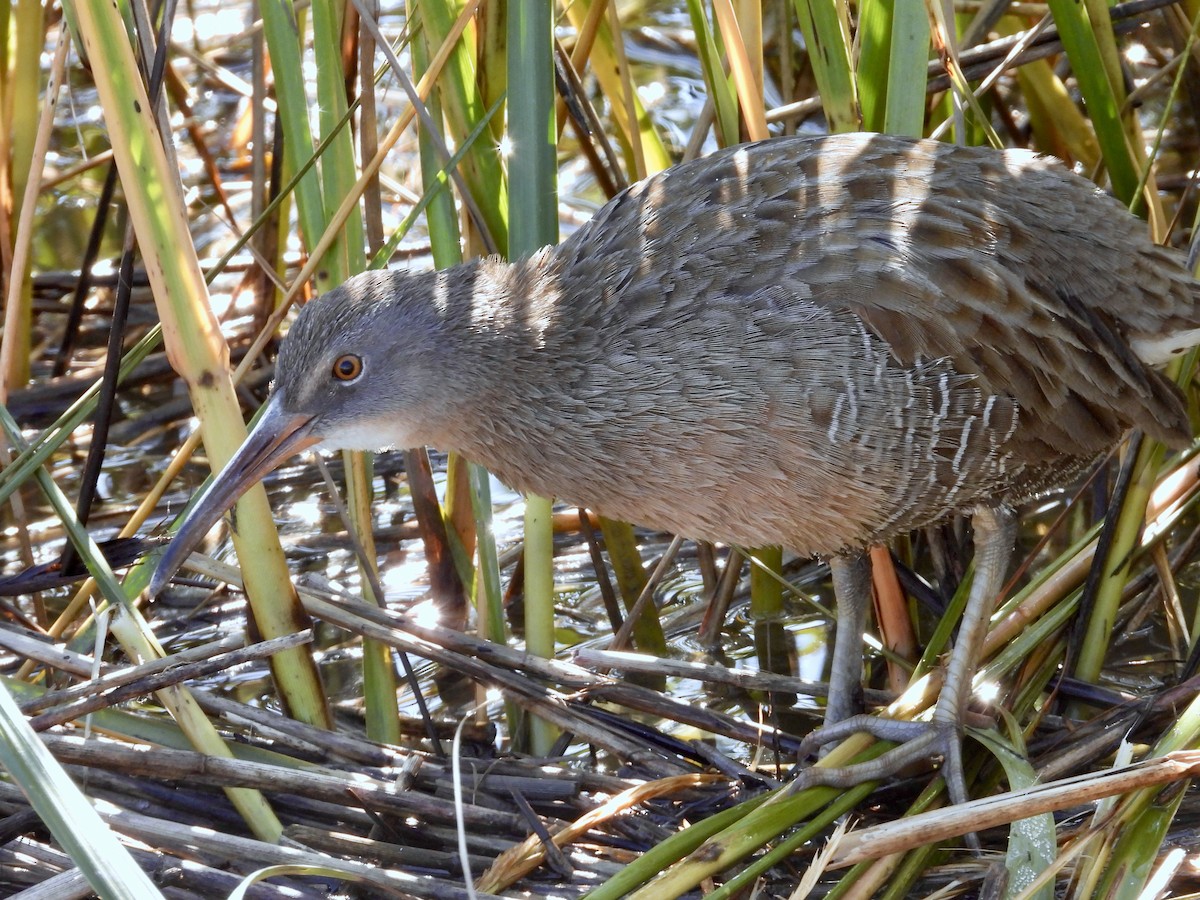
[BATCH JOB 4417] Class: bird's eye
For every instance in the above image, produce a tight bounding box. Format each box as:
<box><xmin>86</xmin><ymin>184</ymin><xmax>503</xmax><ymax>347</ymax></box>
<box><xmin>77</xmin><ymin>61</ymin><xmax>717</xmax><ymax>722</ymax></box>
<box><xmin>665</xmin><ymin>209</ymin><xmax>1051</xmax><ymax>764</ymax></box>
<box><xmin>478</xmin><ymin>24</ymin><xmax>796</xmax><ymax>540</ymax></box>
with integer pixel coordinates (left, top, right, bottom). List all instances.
<box><xmin>332</xmin><ymin>354</ymin><xmax>363</xmax><ymax>382</ymax></box>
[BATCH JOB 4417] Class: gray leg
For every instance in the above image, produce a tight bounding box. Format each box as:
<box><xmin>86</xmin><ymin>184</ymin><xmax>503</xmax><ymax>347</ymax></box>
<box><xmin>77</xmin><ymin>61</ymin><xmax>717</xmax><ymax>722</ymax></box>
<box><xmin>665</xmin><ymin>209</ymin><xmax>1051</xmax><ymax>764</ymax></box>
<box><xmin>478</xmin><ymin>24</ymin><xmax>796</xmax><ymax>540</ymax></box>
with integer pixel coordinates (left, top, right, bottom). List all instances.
<box><xmin>826</xmin><ymin>553</ymin><xmax>872</xmax><ymax>726</ymax></box>
<box><xmin>799</xmin><ymin>507</ymin><xmax>1016</xmax><ymax>812</ymax></box>
<box><xmin>932</xmin><ymin>505</ymin><xmax>1015</xmax><ymax>802</ymax></box>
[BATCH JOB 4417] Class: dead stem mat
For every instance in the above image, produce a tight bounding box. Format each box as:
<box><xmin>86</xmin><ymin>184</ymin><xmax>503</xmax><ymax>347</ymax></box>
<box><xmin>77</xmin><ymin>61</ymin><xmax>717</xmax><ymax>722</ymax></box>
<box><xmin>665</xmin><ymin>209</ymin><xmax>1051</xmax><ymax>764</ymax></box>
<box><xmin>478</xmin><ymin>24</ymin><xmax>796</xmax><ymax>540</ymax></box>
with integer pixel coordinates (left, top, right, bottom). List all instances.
<box><xmin>5</xmin><ymin>287</ymin><xmax>1200</xmax><ymax>897</ymax></box>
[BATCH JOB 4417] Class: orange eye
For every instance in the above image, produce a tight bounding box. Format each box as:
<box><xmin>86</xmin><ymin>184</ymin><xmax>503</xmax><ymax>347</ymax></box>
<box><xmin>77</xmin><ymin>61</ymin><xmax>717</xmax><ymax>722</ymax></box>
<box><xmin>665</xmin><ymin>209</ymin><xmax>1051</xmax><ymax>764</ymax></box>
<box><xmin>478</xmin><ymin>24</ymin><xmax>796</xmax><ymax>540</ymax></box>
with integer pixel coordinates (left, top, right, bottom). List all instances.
<box><xmin>332</xmin><ymin>354</ymin><xmax>363</xmax><ymax>382</ymax></box>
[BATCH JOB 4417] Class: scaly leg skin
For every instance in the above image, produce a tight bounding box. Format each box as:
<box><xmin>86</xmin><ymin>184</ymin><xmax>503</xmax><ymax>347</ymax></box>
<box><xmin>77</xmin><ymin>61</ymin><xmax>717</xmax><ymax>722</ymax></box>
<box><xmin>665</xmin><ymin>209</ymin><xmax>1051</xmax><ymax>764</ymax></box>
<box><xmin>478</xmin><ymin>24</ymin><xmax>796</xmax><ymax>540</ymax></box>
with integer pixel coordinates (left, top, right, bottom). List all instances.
<box><xmin>824</xmin><ymin>553</ymin><xmax>872</xmax><ymax>727</ymax></box>
<box><xmin>799</xmin><ymin>506</ymin><xmax>1016</xmax><ymax>814</ymax></box>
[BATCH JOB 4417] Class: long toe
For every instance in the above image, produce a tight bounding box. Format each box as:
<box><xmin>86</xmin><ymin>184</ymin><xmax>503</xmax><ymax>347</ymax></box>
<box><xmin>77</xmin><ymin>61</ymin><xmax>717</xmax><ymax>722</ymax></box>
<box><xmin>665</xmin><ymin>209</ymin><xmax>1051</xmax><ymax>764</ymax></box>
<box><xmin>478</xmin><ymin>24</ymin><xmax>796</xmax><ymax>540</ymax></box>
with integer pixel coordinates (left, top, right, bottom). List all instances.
<box><xmin>794</xmin><ymin>715</ymin><xmax>982</xmax><ymax>849</ymax></box>
<box><xmin>798</xmin><ymin>716</ymin><xmax>963</xmax><ymax>791</ymax></box>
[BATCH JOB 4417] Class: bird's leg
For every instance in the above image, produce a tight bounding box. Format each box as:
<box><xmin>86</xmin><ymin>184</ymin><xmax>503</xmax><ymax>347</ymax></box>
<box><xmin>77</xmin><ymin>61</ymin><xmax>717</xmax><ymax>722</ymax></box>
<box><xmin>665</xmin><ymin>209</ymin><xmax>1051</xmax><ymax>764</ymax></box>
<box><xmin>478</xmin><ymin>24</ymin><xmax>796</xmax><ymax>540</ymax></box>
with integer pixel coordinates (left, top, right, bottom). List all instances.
<box><xmin>798</xmin><ymin>506</ymin><xmax>1016</xmax><ymax>809</ymax></box>
<box><xmin>825</xmin><ymin>553</ymin><xmax>872</xmax><ymax>726</ymax></box>
<box><xmin>930</xmin><ymin>505</ymin><xmax>1015</xmax><ymax>799</ymax></box>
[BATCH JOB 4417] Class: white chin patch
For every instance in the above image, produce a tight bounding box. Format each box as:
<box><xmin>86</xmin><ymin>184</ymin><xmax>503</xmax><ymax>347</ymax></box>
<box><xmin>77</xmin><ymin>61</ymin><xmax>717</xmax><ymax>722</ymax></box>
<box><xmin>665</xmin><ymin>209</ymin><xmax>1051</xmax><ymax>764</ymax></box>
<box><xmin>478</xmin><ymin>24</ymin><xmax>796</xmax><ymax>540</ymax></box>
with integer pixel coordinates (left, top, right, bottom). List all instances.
<box><xmin>317</xmin><ymin>418</ymin><xmax>410</xmax><ymax>453</ymax></box>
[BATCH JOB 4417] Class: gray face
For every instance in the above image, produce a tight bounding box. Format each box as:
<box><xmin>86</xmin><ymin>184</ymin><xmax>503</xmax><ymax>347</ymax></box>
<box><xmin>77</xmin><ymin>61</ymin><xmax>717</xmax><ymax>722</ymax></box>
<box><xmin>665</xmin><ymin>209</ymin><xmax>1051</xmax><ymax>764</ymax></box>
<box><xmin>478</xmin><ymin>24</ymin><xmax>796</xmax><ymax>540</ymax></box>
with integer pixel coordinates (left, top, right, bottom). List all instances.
<box><xmin>273</xmin><ymin>269</ymin><xmax>451</xmax><ymax>452</ymax></box>
<box><xmin>145</xmin><ymin>269</ymin><xmax>456</xmax><ymax>597</ymax></box>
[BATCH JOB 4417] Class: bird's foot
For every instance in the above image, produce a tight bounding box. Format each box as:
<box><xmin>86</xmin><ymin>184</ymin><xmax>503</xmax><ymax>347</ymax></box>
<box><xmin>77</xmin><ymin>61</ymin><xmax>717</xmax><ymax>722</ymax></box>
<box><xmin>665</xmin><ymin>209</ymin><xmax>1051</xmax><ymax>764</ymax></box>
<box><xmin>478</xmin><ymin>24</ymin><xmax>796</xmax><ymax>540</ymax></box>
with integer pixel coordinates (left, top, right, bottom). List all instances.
<box><xmin>796</xmin><ymin>713</ymin><xmax>981</xmax><ymax>849</ymax></box>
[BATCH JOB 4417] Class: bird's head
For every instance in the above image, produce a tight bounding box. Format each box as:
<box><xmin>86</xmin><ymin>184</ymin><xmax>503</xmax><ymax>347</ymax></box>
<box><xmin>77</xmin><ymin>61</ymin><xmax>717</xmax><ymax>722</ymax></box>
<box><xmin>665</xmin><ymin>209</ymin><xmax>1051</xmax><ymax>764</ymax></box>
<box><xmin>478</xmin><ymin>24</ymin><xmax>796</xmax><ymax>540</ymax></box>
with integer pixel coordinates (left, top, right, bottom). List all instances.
<box><xmin>272</xmin><ymin>268</ymin><xmax>458</xmax><ymax>452</ymax></box>
<box><xmin>147</xmin><ymin>268</ymin><xmax>456</xmax><ymax>597</ymax></box>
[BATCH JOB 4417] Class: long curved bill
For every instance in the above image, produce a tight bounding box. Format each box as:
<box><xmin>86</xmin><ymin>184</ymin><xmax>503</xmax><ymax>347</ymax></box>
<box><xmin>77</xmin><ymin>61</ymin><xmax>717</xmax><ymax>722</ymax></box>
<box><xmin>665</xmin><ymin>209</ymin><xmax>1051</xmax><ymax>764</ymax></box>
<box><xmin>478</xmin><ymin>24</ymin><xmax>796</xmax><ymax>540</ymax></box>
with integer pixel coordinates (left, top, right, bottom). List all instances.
<box><xmin>147</xmin><ymin>394</ymin><xmax>320</xmax><ymax>598</ymax></box>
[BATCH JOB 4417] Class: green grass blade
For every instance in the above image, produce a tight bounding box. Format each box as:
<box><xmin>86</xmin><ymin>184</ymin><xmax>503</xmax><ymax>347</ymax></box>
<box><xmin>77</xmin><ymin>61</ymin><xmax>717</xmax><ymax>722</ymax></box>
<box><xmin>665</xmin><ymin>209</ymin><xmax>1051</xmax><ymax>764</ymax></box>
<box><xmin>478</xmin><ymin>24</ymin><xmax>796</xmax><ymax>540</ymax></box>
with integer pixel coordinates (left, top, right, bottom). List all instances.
<box><xmin>1044</xmin><ymin>0</ymin><xmax>1140</xmax><ymax>202</ymax></box>
<box><xmin>0</xmin><ymin>681</ymin><xmax>164</xmax><ymax>899</ymax></box>
<box><xmin>792</xmin><ymin>0</ymin><xmax>859</xmax><ymax>132</ymax></box>
<box><xmin>507</xmin><ymin>0</ymin><xmax>558</xmax><ymax>756</ymax></box>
